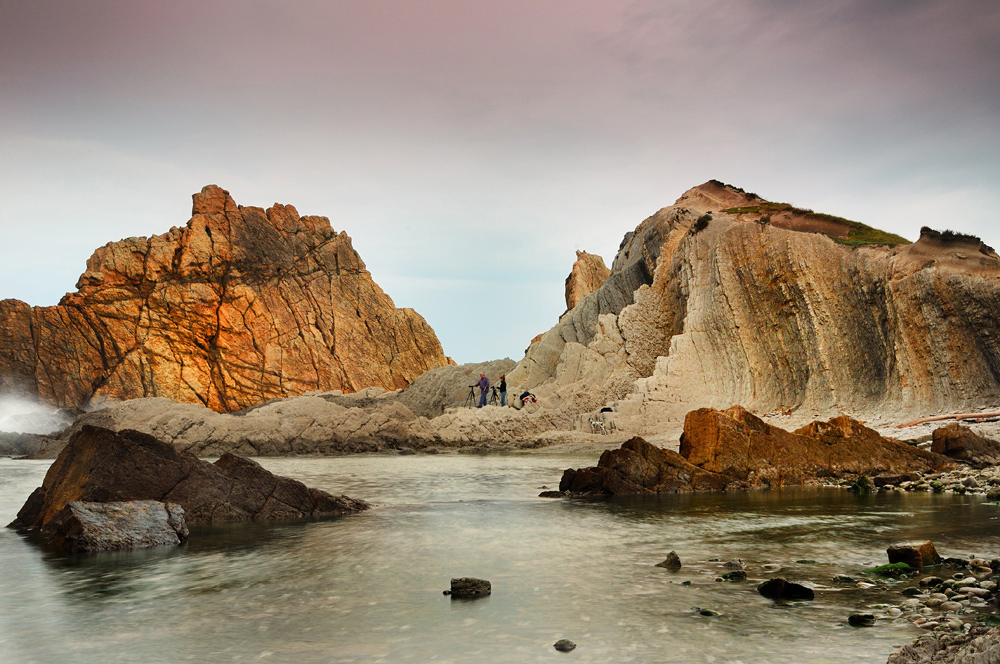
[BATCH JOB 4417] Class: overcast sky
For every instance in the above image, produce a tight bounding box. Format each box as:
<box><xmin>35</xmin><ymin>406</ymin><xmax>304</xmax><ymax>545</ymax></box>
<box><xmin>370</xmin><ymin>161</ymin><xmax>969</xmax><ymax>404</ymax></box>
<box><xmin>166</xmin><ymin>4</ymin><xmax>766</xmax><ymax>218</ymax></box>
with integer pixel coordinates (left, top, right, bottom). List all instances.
<box><xmin>1</xmin><ymin>0</ymin><xmax>997</xmax><ymax>364</ymax></box>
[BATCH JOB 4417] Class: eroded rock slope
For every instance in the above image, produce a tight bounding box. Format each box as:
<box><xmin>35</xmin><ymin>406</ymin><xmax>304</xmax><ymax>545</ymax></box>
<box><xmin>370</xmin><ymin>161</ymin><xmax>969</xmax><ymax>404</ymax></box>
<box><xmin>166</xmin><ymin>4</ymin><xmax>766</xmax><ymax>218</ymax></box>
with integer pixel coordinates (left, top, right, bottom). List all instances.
<box><xmin>509</xmin><ymin>181</ymin><xmax>1000</xmax><ymax>432</ymax></box>
<box><xmin>0</xmin><ymin>186</ymin><xmax>450</xmax><ymax>411</ymax></box>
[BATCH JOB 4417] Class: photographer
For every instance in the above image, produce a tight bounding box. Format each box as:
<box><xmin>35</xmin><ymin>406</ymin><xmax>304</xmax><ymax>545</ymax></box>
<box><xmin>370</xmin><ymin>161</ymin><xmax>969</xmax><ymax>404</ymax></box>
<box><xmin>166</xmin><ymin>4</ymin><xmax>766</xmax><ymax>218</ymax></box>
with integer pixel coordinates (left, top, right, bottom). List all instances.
<box><xmin>475</xmin><ymin>372</ymin><xmax>489</xmax><ymax>408</ymax></box>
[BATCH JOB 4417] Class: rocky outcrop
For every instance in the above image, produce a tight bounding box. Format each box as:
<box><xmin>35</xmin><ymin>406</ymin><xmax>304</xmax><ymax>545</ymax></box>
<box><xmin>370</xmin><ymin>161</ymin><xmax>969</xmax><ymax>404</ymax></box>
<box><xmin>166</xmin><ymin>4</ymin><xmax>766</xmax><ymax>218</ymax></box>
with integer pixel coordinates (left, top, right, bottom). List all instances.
<box><xmin>932</xmin><ymin>423</ymin><xmax>1000</xmax><ymax>467</ymax></box>
<box><xmin>0</xmin><ymin>432</ymin><xmax>50</xmax><ymax>457</ymax></box>
<box><xmin>886</xmin><ymin>541</ymin><xmax>942</xmax><ymax>570</ymax></box>
<box><xmin>8</xmin><ymin>425</ymin><xmax>369</xmax><ymax>532</ymax></box>
<box><xmin>564</xmin><ymin>250</ymin><xmax>610</xmax><ymax>312</ymax></box>
<box><xmin>508</xmin><ymin>182</ymin><xmax>1000</xmax><ymax>436</ymax></box>
<box><xmin>558</xmin><ymin>436</ymin><xmax>732</xmax><ymax>495</ymax></box>
<box><xmin>680</xmin><ymin>406</ymin><xmax>952</xmax><ymax>484</ymax></box>
<box><xmin>44</xmin><ymin>500</ymin><xmax>189</xmax><ymax>552</ymax></box>
<box><xmin>0</xmin><ymin>185</ymin><xmax>449</xmax><ymax>412</ymax></box>
<box><xmin>556</xmin><ymin>407</ymin><xmax>954</xmax><ymax>495</ymax></box>
<box><xmin>887</xmin><ymin>626</ymin><xmax>1000</xmax><ymax>664</ymax></box>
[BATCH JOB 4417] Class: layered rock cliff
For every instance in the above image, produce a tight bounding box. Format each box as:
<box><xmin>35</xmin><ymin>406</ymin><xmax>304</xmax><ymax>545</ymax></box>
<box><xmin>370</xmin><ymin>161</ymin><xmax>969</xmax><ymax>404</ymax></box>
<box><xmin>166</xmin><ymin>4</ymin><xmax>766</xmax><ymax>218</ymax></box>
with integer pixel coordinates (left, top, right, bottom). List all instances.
<box><xmin>0</xmin><ymin>185</ymin><xmax>450</xmax><ymax>411</ymax></box>
<box><xmin>509</xmin><ymin>181</ymin><xmax>1000</xmax><ymax>431</ymax></box>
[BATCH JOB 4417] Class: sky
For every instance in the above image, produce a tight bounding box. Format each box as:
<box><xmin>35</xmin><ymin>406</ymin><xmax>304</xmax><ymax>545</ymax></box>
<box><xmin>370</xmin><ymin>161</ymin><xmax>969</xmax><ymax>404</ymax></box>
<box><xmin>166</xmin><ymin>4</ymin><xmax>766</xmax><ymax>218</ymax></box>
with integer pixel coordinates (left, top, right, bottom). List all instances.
<box><xmin>1</xmin><ymin>0</ymin><xmax>998</xmax><ymax>364</ymax></box>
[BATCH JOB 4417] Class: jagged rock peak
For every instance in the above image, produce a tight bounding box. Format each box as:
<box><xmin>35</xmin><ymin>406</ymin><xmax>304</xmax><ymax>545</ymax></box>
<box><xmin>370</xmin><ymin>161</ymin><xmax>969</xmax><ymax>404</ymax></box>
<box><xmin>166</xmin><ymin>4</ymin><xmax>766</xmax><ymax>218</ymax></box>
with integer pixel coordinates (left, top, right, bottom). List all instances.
<box><xmin>0</xmin><ymin>185</ymin><xmax>451</xmax><ymax>412</ymax></box>
<box><xmin>564</xmin><ymin>250</ymin><xmax>610</xmax><ymax>312</ymax></box>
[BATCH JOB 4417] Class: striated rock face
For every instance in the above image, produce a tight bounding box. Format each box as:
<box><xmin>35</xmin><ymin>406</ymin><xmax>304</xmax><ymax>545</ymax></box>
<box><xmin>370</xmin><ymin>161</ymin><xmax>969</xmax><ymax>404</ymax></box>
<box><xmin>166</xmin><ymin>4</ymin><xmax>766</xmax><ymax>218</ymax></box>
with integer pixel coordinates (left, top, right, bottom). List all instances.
<box><xmin>0</xmin><ymin>185</ymin><xmax>449</xmax><ymax>412</ymax></box>
<box><xmin>8</xmin><ymin>424</ymin><xmax>369</xmax><ymax>531</ymax></box>
<box><xmin>680</xmin><ymin>406</ymin><xmax>951</xmax><ymax>483</ymax></box>
<box><xmin>887</xmin><ymin>626</ymin><xmax>1000</xmax><ymax>664</ymax></box>
<box><xmin>508</xmin><ymin>181</ymin><xmax>1000</xmax><ymax>432</ymax></box>
<box><xmin>564</xmin><ymin>250</ymin><xmax>610</xmax><ymax>312</ymax></box>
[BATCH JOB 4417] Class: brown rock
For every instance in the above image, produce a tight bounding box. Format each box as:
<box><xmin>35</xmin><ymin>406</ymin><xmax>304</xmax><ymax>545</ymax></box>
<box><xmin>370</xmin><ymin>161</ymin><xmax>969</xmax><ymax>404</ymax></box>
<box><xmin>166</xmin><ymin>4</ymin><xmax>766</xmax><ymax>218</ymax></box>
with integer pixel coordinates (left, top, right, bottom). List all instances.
<box><xmin>565</xmin><ymin>250</ymin><xmax>611</xmax><ymax>311</ymax></box>
<box><xmin>873</xmin><ymin>473</ymin><xmax>920</xmax><ymax>487</ymax></box>
<box><xmin>679</xmin><ymin>406</ymin><xmax>952</xmax><ymax>485</ymax></box>
<box><xmin>0</xmin><ymin>185</ymin><xmax>449</xmax><ymax>412</ymax></box>
<box><xmin>8</xmin><ymin>424</ymin><xmax>368</xmax><ymax>532</ymax></box>
<box><xmin>887</xmin><ymin>541</ymin><xmax>942</xmax><ymax>570</ymax></box>
<box><xmin>558</xmin><ymin>436</ymin><xmax>734</xmax><ymax>495</ymax></box>
<box><xmin>932</xmin><ymin>423</ymin><xmax>1000</xmax><ymax>467</ymax></box>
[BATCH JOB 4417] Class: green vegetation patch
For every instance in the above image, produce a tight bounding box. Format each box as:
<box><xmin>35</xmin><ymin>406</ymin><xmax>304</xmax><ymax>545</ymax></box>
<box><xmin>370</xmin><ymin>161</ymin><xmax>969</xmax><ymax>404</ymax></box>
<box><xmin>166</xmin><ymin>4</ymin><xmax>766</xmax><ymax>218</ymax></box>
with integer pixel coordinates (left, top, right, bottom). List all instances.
<box><xmin>721</xmin><ymin>201</ymin><xmax>911</xmax><ymax>247</ymax></box>
<box><xmin>863</xmin><ymin>562</ymin><xmax>914</xmax><ymax>578</ymax></box>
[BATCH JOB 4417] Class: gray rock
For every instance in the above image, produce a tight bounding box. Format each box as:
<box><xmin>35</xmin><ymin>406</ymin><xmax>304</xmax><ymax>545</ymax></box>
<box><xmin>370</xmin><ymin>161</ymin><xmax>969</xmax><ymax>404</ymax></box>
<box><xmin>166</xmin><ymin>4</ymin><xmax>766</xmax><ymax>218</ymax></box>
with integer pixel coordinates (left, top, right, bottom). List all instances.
<box><xmin>553</xmin><ymin>639</ymin><xmax>576</xmax><ymax>652</ymax></box>
<box><xmin>43</xmin><ymin>500</ymin><xmax>188</xmax><ymax>552</ymax></box>
<box><xmin>450</xmin><ymin>577</ymin><xmax>491</xmax><ymax>599</ymax></box>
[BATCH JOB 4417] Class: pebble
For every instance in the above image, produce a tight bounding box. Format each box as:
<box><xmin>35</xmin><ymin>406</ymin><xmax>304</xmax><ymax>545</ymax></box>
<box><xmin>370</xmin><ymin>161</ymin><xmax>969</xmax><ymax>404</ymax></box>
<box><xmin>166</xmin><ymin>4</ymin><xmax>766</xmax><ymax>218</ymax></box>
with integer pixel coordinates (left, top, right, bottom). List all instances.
<box><xmin>553</xmin><ymin>640</ymin><xmax>576</xmax><ymax>652</ymax></box>
<box><xmin>940</xmin><ymin>601</ymin><xmax>964</xmax><ymax>612</ymax></box>
<box><xmin>886</xmin><ymin>607</ymin><xmax>903</xmax><ymax>617</ymax></box>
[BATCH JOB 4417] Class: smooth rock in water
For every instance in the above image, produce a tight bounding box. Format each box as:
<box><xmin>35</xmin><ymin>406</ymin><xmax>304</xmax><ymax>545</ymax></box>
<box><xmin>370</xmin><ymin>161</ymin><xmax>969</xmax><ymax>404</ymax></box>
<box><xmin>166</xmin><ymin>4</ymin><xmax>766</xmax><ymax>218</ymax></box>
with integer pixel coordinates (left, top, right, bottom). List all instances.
<box><xmin>450</xmin><ymin>577</ymin><xmax>491</xmax><ymax>599</ymax></box>
<box><xmin>864</xmin><ymin>563</ymin><xmax>914</xmax><ymax>579</ymax></box>
<box><xmin>44</xmin><ymin>500</ymin><xmax>188</xmax><ymax>552</ymax></box>
<box><xmin>723</xmin><ymin>559</ymin><xmax>746</xmax><ymax>570</ymax></box>
<box><xmin>887</xmin><ymin>541</ymin><xmax>942</xmax><ymax>570</ymax></box>
<box><xmin>901</xmin><ymin>587</ymin><xmax>923</xmax><ymax>597</ymax></box>
<box><xmin>721</xmin><ymin>570</ymin><xmax>747</xmax><ymax>582</ymax></box>
<box><xmin>832</xmin><ymin>575</ymin><xmax>856</xmax><ymax>584</ymax></box>
<box><xmin>757</xmin><ymin>578</ymin><xmax>815</xmax><ymax>601</ymax></box>
<box><xmin>920</xmin><ymin>576</ymin><xmax>943</xmax><ymax>587</ymax></box>
<box><xmin>656</xmin><ymin>551</ymin><xmax>682</xmax><ymax>571</ymax></box>
<box><xmin>848</xmin><ymin>613</ymin><xmax>877</xmax><ymax>627</ymax></box>
<box><xmin>939</xmin><ymin>601</ymin><xmax>964</xmax><ymax>612</ymax></box>
<box><xmin>553</xmin><ymin>639</ymin><xmax>576</xmax><ymax>652</ymax></box>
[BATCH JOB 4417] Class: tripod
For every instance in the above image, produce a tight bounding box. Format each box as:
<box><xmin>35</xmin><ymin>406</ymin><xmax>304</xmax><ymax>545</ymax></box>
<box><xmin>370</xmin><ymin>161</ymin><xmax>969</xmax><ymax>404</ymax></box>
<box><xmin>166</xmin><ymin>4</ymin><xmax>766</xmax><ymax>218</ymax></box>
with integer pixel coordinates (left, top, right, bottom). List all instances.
<box><xmin>489</xmin><ymin>386</ymin><xmax>500</xmax><ymax>406</ymax></box>
<box><xmin>464</xmin><ymin>385</ymin><xmax>478</xmax><ymax>408</ymax></box>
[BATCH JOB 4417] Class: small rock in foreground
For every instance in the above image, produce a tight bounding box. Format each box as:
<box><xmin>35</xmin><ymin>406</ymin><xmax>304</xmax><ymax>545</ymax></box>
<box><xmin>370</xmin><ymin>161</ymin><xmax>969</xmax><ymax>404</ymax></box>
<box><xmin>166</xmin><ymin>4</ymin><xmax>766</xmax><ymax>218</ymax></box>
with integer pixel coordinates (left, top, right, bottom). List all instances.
<box><xmin>848</xmin><ymin>613</ymin><xmax>876</xmax><ymax>627</ymax></box>
<box><xmin>449</xmin><ymin>577</ymin><xmax>491</xmax><ymax>599</ymax></box>
<box><xmin>553</xmin><ymin>639</ymin><xmax>576</xmax><ymax>652</ymax></box>
<box><xmin>656</xmin><ymin>551</ymin><xmax>682</xmax><ymax>571</ymax></box>
<box><xmin>757</xmin><ymin>578</ymin><xmax>815</xmax><ymax>601</ymax></box>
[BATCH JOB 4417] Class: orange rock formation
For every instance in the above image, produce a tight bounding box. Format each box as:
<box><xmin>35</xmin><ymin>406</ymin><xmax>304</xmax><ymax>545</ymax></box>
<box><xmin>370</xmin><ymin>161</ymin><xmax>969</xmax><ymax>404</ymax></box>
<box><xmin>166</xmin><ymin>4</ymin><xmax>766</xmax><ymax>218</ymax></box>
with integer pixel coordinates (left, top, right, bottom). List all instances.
<box><xmin>0</xmin><ymin>186</ymin><xmax>450</xmax><ymax>411</ymax></box>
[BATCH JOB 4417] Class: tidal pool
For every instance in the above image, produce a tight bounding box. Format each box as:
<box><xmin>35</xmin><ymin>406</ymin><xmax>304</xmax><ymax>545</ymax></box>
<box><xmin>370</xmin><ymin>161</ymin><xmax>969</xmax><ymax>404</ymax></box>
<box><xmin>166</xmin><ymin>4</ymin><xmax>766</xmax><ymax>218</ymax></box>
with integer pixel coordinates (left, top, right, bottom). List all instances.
<box><xmin>1</xmin><ymin>454</ymin><xmax>997</xmax><ymax>663</ymax></box>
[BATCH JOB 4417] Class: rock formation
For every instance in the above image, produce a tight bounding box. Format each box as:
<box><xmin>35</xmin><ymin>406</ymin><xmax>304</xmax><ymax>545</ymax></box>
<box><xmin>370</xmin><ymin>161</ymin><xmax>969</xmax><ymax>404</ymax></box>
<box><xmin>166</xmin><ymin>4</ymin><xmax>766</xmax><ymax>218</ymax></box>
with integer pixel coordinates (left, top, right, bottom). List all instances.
<box><xmin>564</xmin><ymin>250</ymin><xmax>610</xmax><ymax>312</ymax></box>
<box><xmin>508</xmin><ymin>181</ymin><xmax>1000</xmax><ymax>434</ymax></box>
<box><xmin>555</xmin><ymin>408</ymin><xmax>953</xmax><ymax>495</ymax></box>
<box><xmin>681</xmin><ymin>406</ymin><xmax>951</xmax><ymax>484</ymax></box>
<box><xmin>9</xmin><ymin>424</ymin><xmax>369</xmax><ymax>533</ymax></box>
<box><xmin>558</xmin><ymin>437</ymin><xmax>732</xmax><ymax>494</ymax></box>
<box><xmin>0</xmin><ymin>185</ymin><xmax>450</xmax><ymax>412</ymax></box>
<box><xmin>932</xmin><ymin>423</ymin><xmax>1000</xmax><ymax>467</ymax></box>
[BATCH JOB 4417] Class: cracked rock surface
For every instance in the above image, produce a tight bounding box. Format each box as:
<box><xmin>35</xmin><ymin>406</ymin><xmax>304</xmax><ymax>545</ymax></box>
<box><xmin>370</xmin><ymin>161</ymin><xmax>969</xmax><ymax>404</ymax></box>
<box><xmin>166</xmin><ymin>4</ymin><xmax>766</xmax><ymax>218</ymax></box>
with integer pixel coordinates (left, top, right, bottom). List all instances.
<box><xmin>0</xmin><ymin>185</ymin><xmax>450</xmax><ymax>412</ymax></box>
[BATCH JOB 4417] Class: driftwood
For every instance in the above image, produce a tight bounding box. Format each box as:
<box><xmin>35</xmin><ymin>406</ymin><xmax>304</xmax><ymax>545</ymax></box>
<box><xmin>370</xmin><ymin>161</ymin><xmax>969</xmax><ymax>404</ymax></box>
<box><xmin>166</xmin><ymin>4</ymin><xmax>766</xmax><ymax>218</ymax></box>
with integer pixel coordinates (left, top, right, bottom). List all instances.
<box><xmin>897</xmin><ymin>411</ymin><xmax>1000</xmax><ymax>428</ymax></box>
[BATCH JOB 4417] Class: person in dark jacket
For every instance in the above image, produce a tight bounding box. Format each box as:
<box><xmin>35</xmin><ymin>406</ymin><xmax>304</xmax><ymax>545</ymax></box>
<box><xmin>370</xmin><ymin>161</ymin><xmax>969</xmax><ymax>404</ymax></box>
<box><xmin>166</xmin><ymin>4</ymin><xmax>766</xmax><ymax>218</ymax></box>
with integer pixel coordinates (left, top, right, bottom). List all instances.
<box><xmin>498</xmin><ymin>374</ymin><xmax>507</xmax><ymax>407</ymax></box>
<box><xmin>476</xmin><ymin>373</ymin><xmax>490</xmax><ymax>408</ymax></box>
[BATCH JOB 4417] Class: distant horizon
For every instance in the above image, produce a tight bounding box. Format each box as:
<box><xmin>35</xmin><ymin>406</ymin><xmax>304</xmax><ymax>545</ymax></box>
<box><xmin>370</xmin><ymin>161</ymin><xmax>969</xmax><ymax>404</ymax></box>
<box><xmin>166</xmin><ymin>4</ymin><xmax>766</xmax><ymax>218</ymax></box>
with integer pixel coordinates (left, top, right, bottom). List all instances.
<box><xmin>3</xmin><ymin>0</ymin><xmax>997</xmax><ymax>364</ymax></box>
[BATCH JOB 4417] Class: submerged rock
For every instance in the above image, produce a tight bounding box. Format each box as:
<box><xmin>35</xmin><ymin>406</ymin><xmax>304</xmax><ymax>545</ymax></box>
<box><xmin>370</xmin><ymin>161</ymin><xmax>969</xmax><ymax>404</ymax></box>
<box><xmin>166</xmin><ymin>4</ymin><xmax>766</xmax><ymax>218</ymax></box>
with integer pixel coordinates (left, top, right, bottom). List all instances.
<box><xmin>655</xmin><ymin>551</ymin><xmax>682</xmax><ymax>571</ymax></box>
<box><xmin>848</xmin><ymin>613</ymin><xmax>876</xmax><ymax>627</ymax></box>
<box><xmin>44</xmin><ymin>500</ymin><xmax>188</xmax><ymax>552</ymax></box>
<box><xmin>7</xmin><ymin>425</ymin><xmax>369</xmax><ymax>540</ymax></box>
<box><xmin>757</xmin><ymin>578</ymin><xmax>815</xmax><ymax>601</ymax></box>
<box><xmin>449</xmin><ymin>577</ymin><xmax>491</xmax><ymax>599</ymax></box>
<box><xmin>863</xmin><ymin>563</ymin><xmax>914</xmax><ymax>579</ymax></box>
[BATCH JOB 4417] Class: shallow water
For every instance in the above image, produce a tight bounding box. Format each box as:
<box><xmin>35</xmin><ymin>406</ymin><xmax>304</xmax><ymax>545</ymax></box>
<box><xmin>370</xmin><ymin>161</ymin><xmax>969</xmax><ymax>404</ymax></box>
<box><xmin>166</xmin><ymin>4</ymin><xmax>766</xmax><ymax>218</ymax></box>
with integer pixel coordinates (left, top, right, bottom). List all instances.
<box><xmin>2</xmin><ymin>454</ymin><xmax>999</xmax><ymax>663</ymax></box>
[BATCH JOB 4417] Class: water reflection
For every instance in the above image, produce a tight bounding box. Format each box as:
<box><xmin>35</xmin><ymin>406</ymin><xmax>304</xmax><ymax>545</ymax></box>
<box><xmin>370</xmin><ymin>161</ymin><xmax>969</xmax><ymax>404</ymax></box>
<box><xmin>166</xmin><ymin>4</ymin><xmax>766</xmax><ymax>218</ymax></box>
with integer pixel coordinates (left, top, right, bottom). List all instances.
<box><xmin>1</xmin><ymin>455</ymin><xmax>999</xmax><ymax>663</ymax></box>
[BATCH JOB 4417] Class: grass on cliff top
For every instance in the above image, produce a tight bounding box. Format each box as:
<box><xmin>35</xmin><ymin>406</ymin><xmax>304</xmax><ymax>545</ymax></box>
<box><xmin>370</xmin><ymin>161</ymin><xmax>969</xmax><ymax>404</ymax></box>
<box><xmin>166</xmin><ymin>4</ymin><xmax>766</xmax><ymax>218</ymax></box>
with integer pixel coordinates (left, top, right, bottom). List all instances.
<box><xmin>721</xmin><ymin>203</ymin><xmax>911</xmax><ymax>247</ymax></box>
